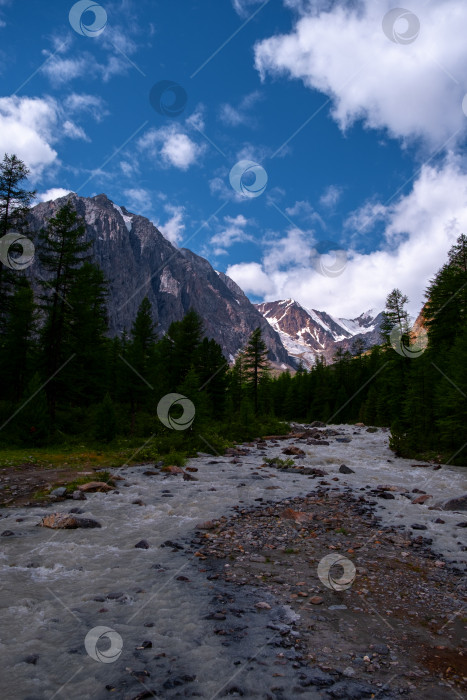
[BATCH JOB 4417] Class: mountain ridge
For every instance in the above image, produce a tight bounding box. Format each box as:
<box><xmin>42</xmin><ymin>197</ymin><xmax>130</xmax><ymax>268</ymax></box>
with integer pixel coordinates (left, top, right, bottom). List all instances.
<box><xmin>28</xmin><ymin>193</ymin><xmax>292</xmax><ymax>368</ymax></box>
<box><xmin>255</xmin><ymin>299</ymin><xmax>384</xmax><ymax>367</ymax></box>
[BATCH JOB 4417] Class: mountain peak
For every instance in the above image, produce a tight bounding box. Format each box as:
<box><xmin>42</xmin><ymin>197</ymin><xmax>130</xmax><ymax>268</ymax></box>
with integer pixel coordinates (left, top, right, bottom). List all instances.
<box><xmin>255</xmin><ymin>299</ymin><xmax>383</xmax><ymax>368</ymax></box>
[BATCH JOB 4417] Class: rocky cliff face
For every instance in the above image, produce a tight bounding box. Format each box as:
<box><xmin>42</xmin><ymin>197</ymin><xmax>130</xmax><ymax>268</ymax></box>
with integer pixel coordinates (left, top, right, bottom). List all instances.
<box><xmin>28</xmin><ymin>193</ymin><xmax>291</xmax><ymax>365</ymax></box>
<box><xmin>255</xmin><ymin>299</ymin><xmax>383</xmax><ymax>367</ymax></box>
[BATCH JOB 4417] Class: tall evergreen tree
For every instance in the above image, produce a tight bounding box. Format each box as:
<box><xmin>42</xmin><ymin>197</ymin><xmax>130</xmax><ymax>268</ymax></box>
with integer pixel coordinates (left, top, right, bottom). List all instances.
<box><xmin>38</xmin><ymin>202</ymin><xmax>92</xmax><ymax>420</ymax></box>
<box><xmin>0</xmin><ymin>154</ymin><xmax>36</xmax><ymax>332</ymax></box>
<box><xmin>242</xmin><ymin>327</ymin><xmax>270</xmax><ymax>414</ymax></box>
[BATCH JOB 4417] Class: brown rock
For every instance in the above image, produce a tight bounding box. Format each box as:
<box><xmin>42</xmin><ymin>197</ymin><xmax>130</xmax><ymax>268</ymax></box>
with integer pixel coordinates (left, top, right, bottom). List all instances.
<box><xmin>38</xmin><ymin>513</ymin><xmax>101</xmax><ymax>529</ymax></box>
<box><xmin>310</xmin><ymin>596</ymin><xmax>324</xmax><ymax>605</ymax></box>
<box><xmin>281</xmin><ymin>508</ymin><xmax>314</xmax><ymax>524</ymax></box>
<box><xmin>77</xmin><ymin>481</ymin><xmax>113</xmax><ymax>493</ymax></box>
<box><xmin>161</xmin><ymin>465</ymin><xmax>184</xmax><ymax>474</ymax></box>
<box><xmin>412</xmin><ymin>494</ymin><xmax>432</xmax><ymax>504</ymax></box>
<box><xmin>282</xmin><ymin>446</ymin><xmax>305</xmax><ymax>456</ymax></box>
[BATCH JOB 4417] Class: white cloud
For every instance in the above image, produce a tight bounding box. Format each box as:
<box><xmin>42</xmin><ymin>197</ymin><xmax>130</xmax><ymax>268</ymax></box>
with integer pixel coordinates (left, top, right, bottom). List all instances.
<box><xmin>210</xmin><ymin>214</ymin><xmax>255</xmax><ymax>255</ymax></box>
<box><xmin>0</xmin><ymin>97</ymin><xmax>59</xmax><ymax>179</ymax></box>
<box><xmin>64</xmin><ymin>93</ymin><xmax>108</xmax><ymax>122</ymax></box>
<box><xmin>36</xmin><ymin>188</ymin><xmax>73</xmax><ymax>203</ymax></box>
<box><xmin>158</xmin><ymin>204</ymin><xmax>186</xmax><ymax>246</ymax></box>
<box><xmin>62</xmin><ymin>119</ymin><xmax>89</xmax><ymax>141</ymax></box>
<box><xmin>225</xmin><ymin>261</ymin><xmax>274</xmax><ymax>296</ymax></box>
<box><xmin>123</xmin><ymin>188</ymin><xmax>152</xmax><ymax>213</ymax></box>
<box><xmin>219</xmin><ymin>91</ymin><xmax>262</xmax><ymax>127</ymax></box>
<box><xmin>226</xmin><ymin>159</ymin><xmax>467</xmax><ymax>318</ymax></box>
<box><xmin>320</xmin><ymin>184</ymin><xmax>343</xmax><ymax>210</ymax></box>
<box><xmin>285</xmin><ymin>199</ymin><xmax>324</xmax><ymax>226</ymax></box>
<box><xmin>255</xmin><ymin>0</ymin><xmax>467</xmax><ymax>147</ymax></box>
<box><xmin>232</xmin><ymin>0</ymin><xmax>267</xmax><ymax>17</ymax></box>
<box><xmin>138</xmin><ymin>126</ymin><xmax>204</xmax><ymax>170</ymax></box>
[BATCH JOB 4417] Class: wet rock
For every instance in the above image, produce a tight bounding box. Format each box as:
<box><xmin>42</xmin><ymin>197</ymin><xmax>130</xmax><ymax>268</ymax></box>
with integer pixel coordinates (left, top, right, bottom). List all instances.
<box><xmin>182</xmin><ymin>471</ymin><xmax>198</xmax><ymax>481</ymax></box>
<box><xmin>161</xmin><ymin>465</ymin><xmax>184</xmax><ymax>474</ymax></box>
<box><xmin>411</xmin><ymin>523</ymin><xmax>427</xmax><ymax>530</ymax></box>
<box><xmin>255</xmin><ymin>601</ymin><xmax>271</xmax><ymax>610</ymax></box>
<box><xmin>143</xmin><ymin>470</ymin><xmax>158</xmax><ymax>476</ymax></box>
<box><xmin>310</xmin><ymin>421</ymin><xmax>326</xmax><ymax>428</ymax></box>
<box><xmin>300</xmin><ymin>668</ymin><xmax>334</xmax><ymax>687</ymax></box>
<box><xmin>69</xmin><ymin>507</ymin><xmax>84</xmax><ymax>514</ymax></box>
<box><xmin>132</xmin><ymin>499</ymin><xmax>145</xmax><ymax>506</ymax></box>
<box><xmin>135</xmin><ymin>539</ymin><xmax>150</xmax><ymax>549</ymax></box>
<box><xmin>412</xmin><ymin>494</ymin><xmax>432</xmax><ymax>504</ymax></box>
<box><xmin>282</xmin><ymin>446</ymin><xmax>305</xmax><ymax>456</ymax></box>
<box><xmin>77</xmin><ymin>481</ymin><xmax>113</xmax><ymax>493</ymax></box>
<box><xmin>50</xmin><ymin>487</ymin><xmax>67</xmax><ymax>497</ymax></box>
<box><xmin>339</xmin><ymin>465</ymin><xmax>355</xmax><ymax>474</ymax></box>
<box><xmin>456</xmin><ymin>521</ymin><xmax>467</xmax><ymax>527</ymax></box>
<box><xmin>38</xmin><ymin>513</ymin><xmax>101</xmax><ymax>529</ymax></box>
<box><xmin>24</xmin><ymin>654</ymin><xmax>39</xmax><ymax>665</ymax></box>
<box><xmin>434</xmin><ymin>518</ymin><xmax>445</xmax><ymax>524</ymax></box>
<box><xmin>1</xmin><ymin>530</ymin><xmax>14</xmax><ymax>536</ymax></box>
<box><xmin>335</xmin><ymin>437</ymin><xmax>352</xmax><ymax>443</ymax></box>
<box><xmin>72</xmin><ymin>490</ymin><xmax>86</xmax><ymax>500</ymax></box>
<box><xmin>366</xmin><ymin>427</ymin><xmax>378</xmax><ymax>433</ymax></box>
<box><xmin>186</xmin><ymin>467</ymin><xmax>198</xmax><ymax>472</ymax></box>
<box><xmin>310</xmin><ymin>596</ymin><xmax>324</xmax><ymax>605</ymax></box>
<box><xmin>136</xmin><ymin>640</ymin><xmax>153</xmax><ymax>649</ymax></box>
<box><xmin>441</xmin><ymin>494</ymin><xmax>467</xmax><ymax>511</ymax></box>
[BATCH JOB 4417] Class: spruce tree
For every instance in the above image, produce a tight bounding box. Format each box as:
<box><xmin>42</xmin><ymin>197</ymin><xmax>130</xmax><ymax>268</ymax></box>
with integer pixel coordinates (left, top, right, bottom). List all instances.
<box><xmin>0</xmin><ymin>154</ymin><xmax>36</xmax><ymax>332</ymax></box>
<box><xmin>242</xmin><ymin>327</ymin><xmax>269</xmax><ymax>414</ymax></box>
<box><xmin>38</xmin><ymin>202</ymin><xmax>92</xmax><ymax>420</ymax></box>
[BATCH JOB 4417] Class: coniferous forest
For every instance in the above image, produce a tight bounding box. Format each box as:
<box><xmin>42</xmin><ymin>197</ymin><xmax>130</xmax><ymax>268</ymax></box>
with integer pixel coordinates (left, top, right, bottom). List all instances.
<box><xmin>0</xmin><ymin>153</ymin><xmax>466</xmax><ymax>466</ymax></box>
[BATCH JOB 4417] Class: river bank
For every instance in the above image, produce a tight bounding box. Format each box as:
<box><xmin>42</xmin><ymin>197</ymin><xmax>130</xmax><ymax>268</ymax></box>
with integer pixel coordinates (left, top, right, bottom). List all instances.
<box><xmin>0</xmin><ymin>423</ymin><xmax>465</xmax><ymax>699</ymax></box>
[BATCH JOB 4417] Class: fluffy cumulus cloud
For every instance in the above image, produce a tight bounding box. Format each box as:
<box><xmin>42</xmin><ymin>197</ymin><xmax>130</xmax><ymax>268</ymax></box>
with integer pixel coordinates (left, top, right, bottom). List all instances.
<box><xmin>227</xmin><ymin>159</ymin><xmax>467</xmax><ymax>318</ymax></box>
<box><xmin>0</xmin><ymin>97</ymin><xmax>59</xmax><ymax>179</ymax></box>
<box><xmin>138</xmin><ymin>126</ymin><xmax>204</xmax><ymax>171</ymax></box>
<box><xmin>0</xmin><ymin>94</ymin><xmax>105</xmax><ymax>180</ymax></box>
<box><xmin>36</xmin><ymin>188</ymin><xmax>73</xmax><ymax>202</ymax></box>
<box><xmin>255</xmin><ymin>0</ymin><xmax>467</xmax><ymax>147</ymax></box>
<box><xmin>209</xmin><ymin>214</ymin><xmax>255</xmax><ymax>256</ymax></box>
<box><xmin>157</xmin><ymin>204</ymin><xmax>186</xmax><ymax>246</ymax></box>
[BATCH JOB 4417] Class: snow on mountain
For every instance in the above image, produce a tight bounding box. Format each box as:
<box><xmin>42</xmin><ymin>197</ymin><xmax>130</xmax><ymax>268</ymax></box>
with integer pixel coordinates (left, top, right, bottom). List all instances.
<box><xmin>255</xmin><ymin>300</ymin><xmax>384</xmax><ymax>368</ymax></box>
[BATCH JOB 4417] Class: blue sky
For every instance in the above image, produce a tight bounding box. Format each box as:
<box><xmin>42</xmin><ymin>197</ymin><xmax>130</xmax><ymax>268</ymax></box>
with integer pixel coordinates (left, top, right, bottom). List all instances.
<box><xmin>2</xmin><ymin>0</ymin><xmax>467</xmax><ymax>318</ymax></box>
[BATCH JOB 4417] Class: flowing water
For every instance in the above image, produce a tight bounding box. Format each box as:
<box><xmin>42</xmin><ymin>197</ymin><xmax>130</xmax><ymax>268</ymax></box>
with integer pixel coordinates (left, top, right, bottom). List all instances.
<box><xmin>0</xmin><ymin>424</ymin><xmax>465</xmax><ymax>699</ymax></box>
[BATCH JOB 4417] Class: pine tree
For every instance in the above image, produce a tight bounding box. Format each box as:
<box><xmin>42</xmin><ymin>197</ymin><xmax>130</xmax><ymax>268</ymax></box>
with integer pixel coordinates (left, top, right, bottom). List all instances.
<box><xmin>63</xmin><ymin>262</ymin><xmax>109</xmax><ymax>406</ymax></box>
<box><xmin>0</xmin><ymin>278</ymin><xmax>37</xmax><ymax>402</ymax></box>
<box><xmin>242</xmin><ymin>327</ymin><xmax>269</xmax><ymax>414</ymax></box>
<box><xmin>381</xmin><ymin>288</ymin><xmax>410</xmax><ymax>346</ymax></box>
<box><xmin>38</xmin><ymin>202</ymin><xmax>92</xmax><ymax>420</ymax></box>
<box><xmin>0</xmin><ymin>154</ymin><xmax>36</xmax><ymax>332</ymax></box>
<box><xmin>94</xmin><ymin>393</ymin><xmax>117</xmax><ymax>443</ymax></box>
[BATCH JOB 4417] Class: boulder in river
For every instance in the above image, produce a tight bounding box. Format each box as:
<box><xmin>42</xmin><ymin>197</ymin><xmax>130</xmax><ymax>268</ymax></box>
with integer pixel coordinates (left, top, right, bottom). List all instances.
<box><xmin>38</xmin><ymin>513</ymin><xmax>101</xmax><ymax>529</ymax></box>
<box><xmin>77</xmin><ymin>481</ymin><xmax>113</xmax><ymax>493</ymax></box>
<box><xmin>440</xmin><ymin>494</ymin><xmax>467</xmax><ymax>511</ymax></box>
<box><xmin>339</xmin><ymin>464</ymin><xmax>355</xmax><ymax>474</ymax></box>
<box><xmin>282</xmin><ymin>446</ymin><xmax>305</xmax><ymax>456</ymax></box>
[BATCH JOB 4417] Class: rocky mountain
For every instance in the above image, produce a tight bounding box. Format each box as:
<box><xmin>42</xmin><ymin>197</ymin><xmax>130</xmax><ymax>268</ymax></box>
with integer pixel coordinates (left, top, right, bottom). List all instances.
<box><xmin>255</xmin><ymin>299</ymin><xmax>384</xmax><ymax>367</ymax></box>
<box><xmin>28</xmin><ymin>193</ymin><xmax>291</xmax><ymax>367</ymax></box>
